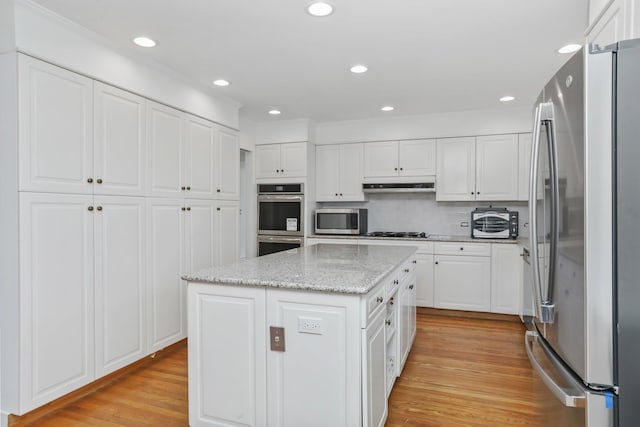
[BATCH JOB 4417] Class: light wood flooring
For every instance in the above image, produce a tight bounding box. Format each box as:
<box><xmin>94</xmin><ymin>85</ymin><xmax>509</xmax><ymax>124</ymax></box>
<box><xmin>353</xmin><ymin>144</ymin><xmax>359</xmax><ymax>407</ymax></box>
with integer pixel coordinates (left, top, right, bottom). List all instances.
<box><xmin>13</xmin><ymin>310</ymin><xmax>543</xmax><ymax>426</ymax></box>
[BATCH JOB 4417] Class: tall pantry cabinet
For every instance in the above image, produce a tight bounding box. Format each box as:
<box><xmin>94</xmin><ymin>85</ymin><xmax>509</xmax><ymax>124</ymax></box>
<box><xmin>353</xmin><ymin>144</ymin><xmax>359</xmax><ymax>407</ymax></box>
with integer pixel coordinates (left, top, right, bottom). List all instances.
<box><xmin>2</xmin><ymin>54</ymin><xmax>240</xmax><ymax>415</ymax></box>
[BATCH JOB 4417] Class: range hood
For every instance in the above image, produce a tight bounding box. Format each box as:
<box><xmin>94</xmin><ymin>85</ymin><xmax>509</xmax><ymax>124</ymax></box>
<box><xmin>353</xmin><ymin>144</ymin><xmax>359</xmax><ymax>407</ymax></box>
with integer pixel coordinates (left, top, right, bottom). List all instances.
<box><xmin>363</xmin><ymin>182</ymin><xmax>435</xmax><ymax>193</ymax></box>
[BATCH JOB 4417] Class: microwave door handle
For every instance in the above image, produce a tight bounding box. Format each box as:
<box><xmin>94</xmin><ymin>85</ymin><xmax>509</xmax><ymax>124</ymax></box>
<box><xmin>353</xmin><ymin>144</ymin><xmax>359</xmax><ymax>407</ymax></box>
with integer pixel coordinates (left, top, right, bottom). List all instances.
<box><xmin>529</xmin><ymin>103</ymin><xmax>545</xmax><ymax>322</ymax></box>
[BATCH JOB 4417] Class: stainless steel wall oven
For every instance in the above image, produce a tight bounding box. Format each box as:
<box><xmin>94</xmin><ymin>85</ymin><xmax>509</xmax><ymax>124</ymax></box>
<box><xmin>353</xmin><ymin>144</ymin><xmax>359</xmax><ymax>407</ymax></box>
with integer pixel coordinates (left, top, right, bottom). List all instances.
<box><xmin>257</xmin><ymin>184</ymin><xmax>304</xmax><ymax>256</ymax></box>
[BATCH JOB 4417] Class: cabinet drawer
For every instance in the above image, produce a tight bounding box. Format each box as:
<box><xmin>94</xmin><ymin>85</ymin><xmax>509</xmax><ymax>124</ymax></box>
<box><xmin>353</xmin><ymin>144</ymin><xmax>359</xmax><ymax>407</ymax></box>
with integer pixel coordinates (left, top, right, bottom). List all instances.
<box><xmin>434</xmin><ymin>242</ymin><xmax>491</xmax><ymax>256</ymax></box>
<box><xmin>363</xmin><ymin>282</ymin><xmax>386</xmax><ymax>327</ymax></box>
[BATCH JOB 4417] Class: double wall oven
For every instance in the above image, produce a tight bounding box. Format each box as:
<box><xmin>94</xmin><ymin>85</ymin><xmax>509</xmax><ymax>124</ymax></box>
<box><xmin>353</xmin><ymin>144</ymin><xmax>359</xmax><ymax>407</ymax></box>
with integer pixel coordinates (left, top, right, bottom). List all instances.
<box><xmin>257</xmin><ymin>184</ymin><xmax>304</xmax><ymax>256</ymax></box>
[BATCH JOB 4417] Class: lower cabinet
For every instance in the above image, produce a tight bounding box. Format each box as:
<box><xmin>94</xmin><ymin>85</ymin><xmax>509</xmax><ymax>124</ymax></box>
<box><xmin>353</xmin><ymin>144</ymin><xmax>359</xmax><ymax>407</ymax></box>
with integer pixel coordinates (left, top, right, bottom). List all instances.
<box><xmin>414</xmin><ymin>252</ymin><xmax>434</xmax><ymax>307</ymax></box>
<box><xmin>187</xmin><ymin>258</ymin><xmax>416</xmax><ymax>427</ymax></box>
<box><xmin>490</xmin><ymin>244</ymin><xmax>521</xmax><ymax>314</ymax></box>
<box><xmin>434</xmin><ymin>255</ymin><xmax>491</xmax><ymax>311</ymax></box>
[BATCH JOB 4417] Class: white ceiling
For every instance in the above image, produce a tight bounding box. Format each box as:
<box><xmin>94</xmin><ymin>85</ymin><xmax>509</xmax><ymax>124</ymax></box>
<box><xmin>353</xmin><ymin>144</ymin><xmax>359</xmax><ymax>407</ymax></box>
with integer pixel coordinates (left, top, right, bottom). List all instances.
<box><xmin>31</xmin><ymin>0</ymin><xmax>587</xmax><ymax>123</ymax></box>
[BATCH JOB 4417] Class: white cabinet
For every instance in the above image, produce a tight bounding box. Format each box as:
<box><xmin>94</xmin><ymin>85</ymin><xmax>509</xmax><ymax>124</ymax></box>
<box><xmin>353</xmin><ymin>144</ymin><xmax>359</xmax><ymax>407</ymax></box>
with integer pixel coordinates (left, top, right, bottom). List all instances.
<box><xmin>490</xmin><ymin>244</ymin><xmax>521</xmax><ymax>314</ymax></box>
<box><xmin>255</xmin><ymin>142</ymin><xmax>307</xmax><ymax>179</ymax></box>
<box><xmin>18</xmin><ymin>55</ymin><xmax>94</xmax><ymax>194</ymax></box>
<box><xmin>187</xmin><ymin>283</ymin><xmax>267</xmax><ymax>427</ymax></box>
<box><xmin>94</xmin><ymin>83</ymin><xmax>146</xmax><ymax>196</ymax></box>
<box><xmin>437</xmin><ymin>135</ymin><xmax>520</xmax><ymax>201</ymax></box>
<box><xmin>475</xmin><ymin>134</ymin><xmax>519</xmax><ymax>201</ymax></box>
<box><xmin>185</xmin><ymin>199</ymin><xmax>216</xmax><ymax>276</ymax></box>
<box><xmin>148</xmin><ymin>102</ymin><xmax>184</xmax><ymax>198</ymax></box>
<box><xmin>398</xmin><ymin>271</ymin><xmax>416</xmax><ymax>373</ymax></box>
<box><xmin>436</xmin><ymin>137</ymin><xmax>476</xmax><ymax>201</ymax></box>
<box><xmin>184</xmin><ymin>115</ymin><xmax>216</xmax><ymax>199</ymax></box>
<box><xmin>316</xmin><ymin>144</ymin><xmax>365</xmax><ymax>202</ymax></box>
<box><xmin>18</xmin><ymin>193</ymin><xmax>95</xmax><ymax>411</ymax></box>
<box><xmin>415</xmin><ymin>252</ymin><xmax>435</xmax><ymax>308</ymax></box>
<box><xmin>434</xmin><ymin>243</ymin><xmax>491</xmax><ymax>312</ymax></box>
<box><xmin>362</xmin><ymin>309</ymin><xmax>388</xmax><ymax>427</ymax></box>
<box><xmin>216</xmin><ymin>128</ymin><xmax>240</xmax><ymax>200</ymax></box>
<box><xmin>216</xmin><ymin>201</ymin><xmax>240</xmax><ymax>265</ymax></box>
<box><xmin>518</xmin><ymin>134</ymin><xmax>532</xmax><ymax>201</ymax></box>
<box><xmin>94</xmin><ymin>196</ymin><xmax>146</xmax><ymax>377</ymax></box>
<box><xmin>147</xmin><ymin>198</ymin><xmax>186</xmax><ymax>352</ymax></box>
<box><xmin>364</xmin><ymin>139</ymin><xmax>435</xmax><ymax>179</ymax></box>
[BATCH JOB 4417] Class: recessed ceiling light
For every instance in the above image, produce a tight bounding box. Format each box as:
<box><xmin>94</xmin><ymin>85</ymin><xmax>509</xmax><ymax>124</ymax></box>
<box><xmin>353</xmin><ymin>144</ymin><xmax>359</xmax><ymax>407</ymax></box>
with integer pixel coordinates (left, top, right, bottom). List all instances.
<box><xmin>133</xmin><ymin>37</ymin><xmax>156</xmax><ymax>48</ymax></box>
<box><xmin>350</xmin><ymin>65</ymin><xmax>368</xmax><ymax>74</ymax></box>
<box><xmin>499</xmin><ymin>96</ymin><xmax>515</xmax><ymax>102</ymax></box>
<box><xmin>557</xmin><ymin>44</ymin><xmax>581</xmax><ymax>54</ymax></box>
<box><xmin>213</xmin><ymin>79</ymin><xmax>230</xmax><ymax>87</ymax></box>
<box><xmin>381</xmin><ymin>106</ymin><xmax>394</xmax><ymax>112</ymax></box>
<box><xmin>268</xmin><ymin>110</ymin><xmax>281</xmax><ymax>115</ymax></box>
<box><xmin>307</xmin><ymin>2</ymin><xmax>334</xmax><ymax>17</ymax></box>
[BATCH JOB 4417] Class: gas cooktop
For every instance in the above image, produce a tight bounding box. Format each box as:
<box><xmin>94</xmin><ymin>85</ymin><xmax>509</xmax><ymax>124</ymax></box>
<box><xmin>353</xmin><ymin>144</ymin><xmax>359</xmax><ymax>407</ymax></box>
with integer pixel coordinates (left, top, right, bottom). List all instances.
<box><xmin>365</xmin><ymin>231</ymin><xmax>430</xmax><ymax>238</ymax></box>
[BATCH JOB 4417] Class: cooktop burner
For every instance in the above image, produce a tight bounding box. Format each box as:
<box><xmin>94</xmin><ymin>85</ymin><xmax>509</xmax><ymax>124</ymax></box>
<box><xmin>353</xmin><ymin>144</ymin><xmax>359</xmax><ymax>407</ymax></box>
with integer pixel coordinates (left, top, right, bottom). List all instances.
<box><xmin>365</xmin><ymin>231</ymin><xmax>430</xmax><ymax>238</ymax></box>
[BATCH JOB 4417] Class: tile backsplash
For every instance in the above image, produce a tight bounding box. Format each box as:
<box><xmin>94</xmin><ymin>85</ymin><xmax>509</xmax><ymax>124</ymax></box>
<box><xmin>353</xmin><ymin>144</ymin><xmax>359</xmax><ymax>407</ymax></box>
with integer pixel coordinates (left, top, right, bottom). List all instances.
<box><xmin>317</xmin><ymin>193</ymin><xmax>529</xmax><ymax>237</ymax></box>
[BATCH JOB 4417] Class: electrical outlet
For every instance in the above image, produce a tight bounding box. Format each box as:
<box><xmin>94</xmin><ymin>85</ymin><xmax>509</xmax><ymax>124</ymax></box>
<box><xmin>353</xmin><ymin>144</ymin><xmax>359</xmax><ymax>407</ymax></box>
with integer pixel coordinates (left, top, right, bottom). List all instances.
<box><xmin>298</xmin><ymin>317</ymin><xmax>323</xmax><ymax>334</ymax></box>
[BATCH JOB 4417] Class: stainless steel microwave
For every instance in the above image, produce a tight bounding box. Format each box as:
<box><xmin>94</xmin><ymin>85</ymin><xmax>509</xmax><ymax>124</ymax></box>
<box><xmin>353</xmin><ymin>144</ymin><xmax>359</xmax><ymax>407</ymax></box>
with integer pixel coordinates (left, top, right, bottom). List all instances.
<box><xmin>315</xmin><ymin>209</ymin><xmax>368</xmax><ymax>235</ymax></box>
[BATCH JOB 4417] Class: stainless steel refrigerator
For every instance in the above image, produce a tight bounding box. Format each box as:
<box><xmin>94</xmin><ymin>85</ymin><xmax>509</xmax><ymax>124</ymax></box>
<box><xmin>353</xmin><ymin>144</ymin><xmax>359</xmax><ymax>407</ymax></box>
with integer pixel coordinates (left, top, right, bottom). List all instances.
<box><xmin>526</xmin><ymin>40</ymin><xmax>640</xmax><ymax>426</ymax></box>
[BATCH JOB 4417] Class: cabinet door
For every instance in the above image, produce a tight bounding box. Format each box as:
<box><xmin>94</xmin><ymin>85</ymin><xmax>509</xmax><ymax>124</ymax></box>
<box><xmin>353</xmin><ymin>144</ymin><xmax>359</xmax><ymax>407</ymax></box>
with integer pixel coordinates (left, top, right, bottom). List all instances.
<box><xmin>187</xmin><ymin>284</ymin><xmax>267</xmax><ymax>427</ymax></box>
<box><xmin>216</xmin><ymin>128</ymin><xmax>240</xmax><ymax>200</ymax></box>
<box><xmin>255</xmin><ymin>145</ymin><xmax>281</xmax><ymax>179</ymax></box>
<box><xmin>362</xmin><ymin>309</ymin><xmax>388</xmax><ymax>427</ymax></box>
<box><xmin>518</xmin><ymin>134</ymin><xmax>533</xmax><ymax>201</ymax></box>
<box><xmin>184</xmin><ymin>115</ymin><xmax>215</xmax><ymax>199</ymax></box>
<box><xmin>587</xmin><ymin>0</ymin><xmax>624</xmax><ymax>46</ymax></box>
<box><xmin>18</xmin><ymin>55</ymin><xmax>93</xmax><ymax>194</ymax></box>
<box><xmin>266</xmin><ymin>290</ymin><xmax>361</xmax><ymax>427</ymax></box>
<box><xmin>398</xmin><ymin>139</ymin><xmax>436</xmax><ymax>177</ymax></box>
<box><xmin>94</xmin><ymin>82</ymin><xmax>146</xmax><ymax>196</ymax></box>
<box><xmin>280</xmin><ymin>142</ymin><xmax>307</xmax><ymax>178</ymax></box>
<box><xmin>476</xmin><ymin>134</ymin><xmax>519</xmax><ymax>201</ymax></box>
<box><xmin>148</xmin><ymin>102</ymin><xmax>184</xmax><ymax>197</ymax></box>
<box><xmin>216</xmin><ymin>201</ymin><xmax>240</xmax><ymax>266</ymax></box>
<box><xmin>490</xmin><ymin>244</ymin><xmax>521</xmax><ymax>314</ymax></box>
<box><xmin>94</xmin><ymin>196</ymin><xmax>146</xmax><ymax>378</ymax></box>
<box><xmin>147</xmin><ymin>198</ymin><xmax>186</xmax><ymax>352</ymax></box>
<box><xmin>434</xmin><ymin>255</ymin><xmax>491</xmax><ymax>312</ymax></box>
<box><xmin>415</xmin><ymin>253</ymin><xmax>435</xmax><ymax>307</ymax></box>
<box><xmin>19</xmin><ymin>193</ymin><xmax>95</xmax><ymax>412</ymax></box>
<box><xmin>315</xmin><ymin>145</ymin><xmax>340</xmax><ymax>201</ymax></box>
<box><xmin>398</xmin><ymin>279</ymin><xmax>412</xmax><ymax>372</ymax></box>
<box><xmin>364</xmin><ymin>141</ymin><xmax>398</xmax><ymax>177</ymax></box>
<box><xmin>436</xmin><ymin>137</ymin><xmax>476</xmax><ymax>201</ymax></box>
<box><xmin>185</xmin><ymin>199</ymin><xmax>216</xmax><ymax>274</ymax></box>
<box><xmin>339</xmin><ymin>144</ymin><xmax>366</xmax><ymax>201</ymax></box>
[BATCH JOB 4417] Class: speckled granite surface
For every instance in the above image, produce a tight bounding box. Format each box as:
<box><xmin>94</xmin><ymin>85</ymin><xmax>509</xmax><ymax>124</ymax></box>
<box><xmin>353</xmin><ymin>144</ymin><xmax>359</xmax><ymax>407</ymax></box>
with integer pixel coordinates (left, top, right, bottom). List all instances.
<box><xmin>183</xmin><ymin>244</ymin><xmax>417</xmax><ymax>294</ymax></box>
<box><xmin>308</xmin><ymin>234</ymin><xmax>520</xmax><ymax>244</ymax></box>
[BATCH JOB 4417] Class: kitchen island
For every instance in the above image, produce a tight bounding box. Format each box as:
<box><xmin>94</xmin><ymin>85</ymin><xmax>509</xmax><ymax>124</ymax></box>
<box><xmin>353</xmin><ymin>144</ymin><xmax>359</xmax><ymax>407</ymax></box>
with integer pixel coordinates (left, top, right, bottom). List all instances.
<box><xmin>183</xmin><ymin>244</ymin><xmax>418</xmax><ymax>427</ymax></box>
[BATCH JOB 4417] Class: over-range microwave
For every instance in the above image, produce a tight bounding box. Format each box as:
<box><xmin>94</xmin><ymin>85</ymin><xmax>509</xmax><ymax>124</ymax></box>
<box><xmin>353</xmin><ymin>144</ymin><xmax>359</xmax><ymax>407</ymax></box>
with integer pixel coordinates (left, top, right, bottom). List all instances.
<box><xmin>315</xmin><ymin>209</ymin><xmax>368</xmax><ymax>235</ymax></box>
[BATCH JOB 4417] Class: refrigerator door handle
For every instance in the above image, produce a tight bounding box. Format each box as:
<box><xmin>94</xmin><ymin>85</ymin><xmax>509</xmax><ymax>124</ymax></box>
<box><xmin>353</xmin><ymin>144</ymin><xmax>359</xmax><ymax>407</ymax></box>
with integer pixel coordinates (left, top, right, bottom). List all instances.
<box><xmin>529</xmin><ymin>103</ymin><xmax>545</xmax><ymax>321</ymax></box>
<box><xmin>542</xmin><ymin>103</ymin><xmax>559</xmax><ymax>322</ymax></box>
<box><xmin>525</xmin><ymin>331</ymin><xmax>586</xmax><ymax>408</ymax></box>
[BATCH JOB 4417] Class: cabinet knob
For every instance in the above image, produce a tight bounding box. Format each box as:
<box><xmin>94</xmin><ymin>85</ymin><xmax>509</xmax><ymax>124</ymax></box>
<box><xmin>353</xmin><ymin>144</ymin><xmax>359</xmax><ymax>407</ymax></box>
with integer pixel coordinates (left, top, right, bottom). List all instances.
<box><xmin>394</xmin><ymin>167</ymin><xmax>398</xmax><ymax>171</ymax></box>
<box><xmin>471</xmin><ymin>192</ymin><xmax>475</xmax><ymax>195</ymax></box>
<box><xmin>460</xmin><ymin>247</ymin><xmax>464</xmax><ymax>251</ymax></box>
<box><xmin>281</xmin><ymin>169</ymin><xmax>285</xmax><ymax>173</ymax></box>
<box><xmin>435</xmin><ymin>261</ymin><xmax>439</xmax><ymax>265</ymax></box>
<box><xmin>409</xmin><ymin>284</ymin><xmax>414</xmax><ymax>290</ymax></box>
<box><xmin>96</xmin><ymin>206</ymin><xmax>102</xmax><ymax>211</ymax></box>
<box><xmin>217</xmin><ymin>189</ymin><xmax>221</xmax><ymax>193</ymax></box>
<box><xmin>390</xmin><ymin>297</ymin><xmax>394</xmax><ymax>305</ymax></box>
<box><xmin>276</xmin><ymin>169</ymin><xmax>279</xmax><ymax>173</ymax></box>
<box><xmin>186</xmin><ymin>207</ymin><xmax>191</xmax><ymax>211</ymax></box>
<box><xmin>376</xmin><ymin>296</ymin><xmax>384</xmax><ymax>303</ymax></box>
<box><xmin>339</xmin><ymin>193</ymin><xmax>343</xmax><ymax>196</ymax></box>
<box><xmin>335</xmin><ymin>193</ymin><xmax>339</xmax><ymax>196</ymax></box>
<box><xmin>87</xmin><ymin>178</ymin><xmax>93</xmax><ymax>183</ymax></box>
<box><xmin>96</xmin><ymin>178</ymin><xmax>103</xmax><ymax>184</ymax></box>
<box><xmin>181</xmin><ymin>186</ymin><xmax>186</xmax><ymax>191</ymax></box>
<box><xmin>87</xmin><ymin>206</ymin><xmax>94</xmax><ymax>211</ymax></box>
<box><xmin>217</xmin><ymin>207</ymin><xmax>221</xmax><ymax>211</ymax></box>
<box><xmin>404</xmin><ymin>268</ymin><xmax>409</xmax><ymax>273</ymax></box>
<box><xmin>400</xmin><ymin>167</ymin><xmax>403</xmax><ymax>171</ymax></box>
<box><xmin>385</xmin><ymin>320</ymin><xmax>391</xmax><ymax>326</ymax></box>
<box><xmin>186</xmin><ymin>186</ymin><xmax>191</xmax><ymax>190</ymax></box>
<box><xmin>181</xmin><ymin>207</ymin><xmax>186</xmax><ymax>211</ymax></box>
<box><xmin>393</xmin><ymin>279</ymin><xmax>399</xmax><ymax>285</ymax></box>
<box><xmin>477</xmin><ymin>192</ymin><xmax>480</xmax><ymax>195</ymax></box>
<box><xmin>412</xmin><ymin>260</ymin><xmax>417</xmax><ymax>264</ymax></box>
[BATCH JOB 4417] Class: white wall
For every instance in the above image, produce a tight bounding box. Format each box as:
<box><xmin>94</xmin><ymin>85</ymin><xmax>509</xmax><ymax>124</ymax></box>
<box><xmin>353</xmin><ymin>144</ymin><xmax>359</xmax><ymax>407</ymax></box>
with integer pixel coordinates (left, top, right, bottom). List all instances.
<box><xmin>14</xmin><ymin>0</ymin><xmax>240</xmax><ymax>129</ymax></box>
<box><xmin>314</xmin><ymin>106</ymin><xmax>532</xmax><ymax>144</ymax></box>
<box><xmin>0</xmin><ymin>0</ymin><xmax>15</xmax><ymax>54</ymax></box>
<box><xmin>255</xmin><ymin>118</ymin><xmax>312</xmax><ymax>144</ymax></box>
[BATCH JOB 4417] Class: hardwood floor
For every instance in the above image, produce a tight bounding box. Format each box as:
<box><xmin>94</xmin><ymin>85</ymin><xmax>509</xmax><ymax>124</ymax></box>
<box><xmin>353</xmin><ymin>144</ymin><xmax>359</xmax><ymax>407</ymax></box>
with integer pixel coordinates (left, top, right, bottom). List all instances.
<box><xmin>14</xmin><ymin>311</ymin><xmax>541</xmax><ymax>426</ymax></box>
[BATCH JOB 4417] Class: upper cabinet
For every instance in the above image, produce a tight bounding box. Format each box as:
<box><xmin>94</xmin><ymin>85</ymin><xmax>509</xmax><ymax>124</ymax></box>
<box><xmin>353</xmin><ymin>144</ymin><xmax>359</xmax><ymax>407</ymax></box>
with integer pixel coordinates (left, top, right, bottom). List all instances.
<box><xmin>18</xmin><ymin>55</ymin><xmax>94</xmax><ymax>194</ymax></box>
<box><xmin>255</xmin><ymin>142</ymin><xmax>307</xmax><ymax>180</ymax></box>
<box><xmin>517</xmin><ymin>134</ymin><xmax>532</xmax><ymax>201</ymax></box>
<box><xmin>587</xmin><ymin>0</ymin><xmax>640</xmax><ymax>46</ymax></box>
<box><xmin>316</xmin><ymin>143</ymin><xmax>365</xmax><ymax>202</ymax></box>
<box><xmin>363</xmin><ymin>139</ymin><xmax>435</xmax><ymax>179</ymax></box>
<box><xmin>437</xmin><ymin>135</ymin><xmax>521</xmax><ymax>201</ymax></box>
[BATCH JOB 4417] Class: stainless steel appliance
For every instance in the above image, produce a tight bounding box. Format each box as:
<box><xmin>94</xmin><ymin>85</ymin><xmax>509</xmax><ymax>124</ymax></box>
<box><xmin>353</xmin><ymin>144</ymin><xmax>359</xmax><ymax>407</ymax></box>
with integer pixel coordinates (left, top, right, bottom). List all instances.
<box><xmin>362</xmin><ymin>182</ymin><xmax>435</xmax><ymax>193</ymax></box>
<box><xmin>364</xmin><ymin>231</ymin><xmax>429</xmax><ymax>239</ymax></box>
<box><xmin>526</xmin><ymin>41</ymin><xmax>640</xmax><ymax>426</ymax></box>
<box><xmin>315</xmin><ymin>208</ymin><xmax>368</xmax><ymax>235</ymax></box>
<box><xmin>257</xmin><ymin>183</ymin><xmax>304</xmax><ymax>256</ymax></box>
<box><xmin>470</xmin><ymin>207</ymin><xmax>518</xmax><ymax>239</ymax></box>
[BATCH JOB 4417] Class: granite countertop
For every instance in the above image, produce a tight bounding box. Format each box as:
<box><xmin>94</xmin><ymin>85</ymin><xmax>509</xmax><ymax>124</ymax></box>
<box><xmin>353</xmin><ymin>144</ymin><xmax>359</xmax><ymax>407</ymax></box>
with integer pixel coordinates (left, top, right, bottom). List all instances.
<box><xmin>308</xmin><ymin>234</ymin><xmax>521</xmax><ymax>244</ymax></box>
<box><xmin>183</xmin><ymin>244</ymin><xmax>417</xmax><ymax>295</ymax></box>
